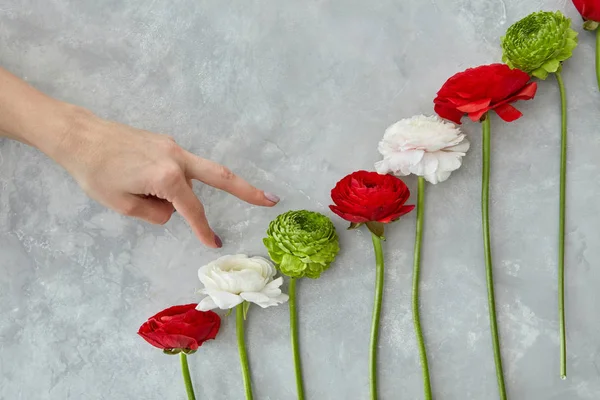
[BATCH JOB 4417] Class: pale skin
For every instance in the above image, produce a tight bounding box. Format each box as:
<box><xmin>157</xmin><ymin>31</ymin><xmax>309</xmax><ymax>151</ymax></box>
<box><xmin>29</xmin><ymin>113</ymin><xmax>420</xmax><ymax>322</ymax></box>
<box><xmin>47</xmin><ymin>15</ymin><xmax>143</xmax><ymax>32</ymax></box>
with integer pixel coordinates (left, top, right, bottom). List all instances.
<box><xmin>0</xmin><ymin>66</ymin><xmax>279</xmax><ymax>248</ymax></box>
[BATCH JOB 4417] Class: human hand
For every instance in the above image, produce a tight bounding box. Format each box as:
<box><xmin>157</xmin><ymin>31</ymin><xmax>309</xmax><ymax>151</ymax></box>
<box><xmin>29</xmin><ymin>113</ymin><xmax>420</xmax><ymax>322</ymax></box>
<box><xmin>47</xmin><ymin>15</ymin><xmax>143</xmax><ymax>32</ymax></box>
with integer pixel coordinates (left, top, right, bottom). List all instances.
<box><xmin>0</xmin><ymin>68</ymin><xmax>275</xmax><ymax>247</ymax></box>
<box><xmin>50</xmin><ymin>110</ymin><xmax>279</xmax><ymax>248</ymax></box>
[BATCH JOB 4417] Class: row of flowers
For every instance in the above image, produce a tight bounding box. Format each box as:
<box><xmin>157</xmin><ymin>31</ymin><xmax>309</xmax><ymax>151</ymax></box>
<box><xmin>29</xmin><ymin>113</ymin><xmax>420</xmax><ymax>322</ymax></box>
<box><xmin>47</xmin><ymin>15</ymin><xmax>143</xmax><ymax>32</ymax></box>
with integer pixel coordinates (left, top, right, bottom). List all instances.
<box><xmin>137</xmin><ymin>4</ymin><xmax>599</xmax><ymax>400</ymax></box>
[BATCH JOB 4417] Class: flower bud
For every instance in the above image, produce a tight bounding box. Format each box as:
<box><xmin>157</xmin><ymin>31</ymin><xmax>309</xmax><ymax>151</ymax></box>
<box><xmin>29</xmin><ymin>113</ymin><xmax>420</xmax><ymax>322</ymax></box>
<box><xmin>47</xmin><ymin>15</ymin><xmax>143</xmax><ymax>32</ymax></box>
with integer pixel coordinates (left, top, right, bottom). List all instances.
<box><xmin>501</xmin><ymin>11</ymin><xmax>578</xmax><ymax>80</ymax></box>
<box><xmin>583</xmin><ymin>20</ymin><xmax>600</xmax><ymax>31</ymax></box>
<box><xmin>263</xmin><ymin>210</ymin><xmax>340</xmax><ymax>279</ymax></box>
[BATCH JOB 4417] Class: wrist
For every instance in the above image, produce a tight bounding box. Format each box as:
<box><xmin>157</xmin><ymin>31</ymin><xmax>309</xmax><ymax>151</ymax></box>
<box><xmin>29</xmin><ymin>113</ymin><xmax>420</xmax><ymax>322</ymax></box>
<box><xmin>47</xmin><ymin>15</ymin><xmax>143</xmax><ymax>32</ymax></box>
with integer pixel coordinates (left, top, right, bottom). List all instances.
<box><xmin>0</xmin><ymin>67</ymin><xmax>96</xmax><ymax>154</ymax></box>
<box><xmin>34</xmin><ymin>103</ymin><xmax>97</xmax><ymax>164</ymax></box>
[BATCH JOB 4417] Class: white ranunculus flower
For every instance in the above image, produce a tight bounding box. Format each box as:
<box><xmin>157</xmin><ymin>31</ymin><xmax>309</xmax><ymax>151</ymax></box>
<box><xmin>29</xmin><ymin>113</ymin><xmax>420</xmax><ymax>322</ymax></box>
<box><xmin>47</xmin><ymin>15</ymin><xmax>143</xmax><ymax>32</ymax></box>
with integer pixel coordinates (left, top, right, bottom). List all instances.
<box><xmin>196</xmin><ymin>254</ymin><xmax>289</xmax><ymax>311</ymax></box>
<box><xmin>375</xmin><ymin>115</ymin><xmax>470</xmax><ymax>184</ymax></box>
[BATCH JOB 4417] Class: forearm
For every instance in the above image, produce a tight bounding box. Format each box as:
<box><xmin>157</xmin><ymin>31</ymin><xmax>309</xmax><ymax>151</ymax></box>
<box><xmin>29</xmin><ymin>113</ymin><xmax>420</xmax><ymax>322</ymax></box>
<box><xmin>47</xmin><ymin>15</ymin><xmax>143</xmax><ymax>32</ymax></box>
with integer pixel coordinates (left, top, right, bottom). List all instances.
<box><xmin>0</xmin><ymin>66</ymin><xmax>87</xmax><ymax>159</ymax></box>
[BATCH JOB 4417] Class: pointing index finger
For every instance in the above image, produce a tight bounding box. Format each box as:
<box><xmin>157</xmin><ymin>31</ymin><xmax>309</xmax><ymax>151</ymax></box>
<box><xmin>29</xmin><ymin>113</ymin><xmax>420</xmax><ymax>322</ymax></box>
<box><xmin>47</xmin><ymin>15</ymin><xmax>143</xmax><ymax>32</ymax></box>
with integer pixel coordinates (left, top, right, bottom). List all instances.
<box><xmin>183</xmin><ymin>153</ymin><xmax>279</xmax><ymax>207</ymax></box>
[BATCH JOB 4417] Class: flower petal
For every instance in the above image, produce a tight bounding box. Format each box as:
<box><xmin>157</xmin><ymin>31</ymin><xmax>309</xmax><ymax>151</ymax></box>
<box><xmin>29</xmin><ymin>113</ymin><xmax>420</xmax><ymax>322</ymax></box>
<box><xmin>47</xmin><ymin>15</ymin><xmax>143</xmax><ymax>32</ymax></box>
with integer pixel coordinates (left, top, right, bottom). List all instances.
<box><xmin>467</xmin><ymin>107</ymin><xmax>490</xmax><ymax>122</ymax></box>
<box><xmin>494</xmin><ymin>103</ymin><xmax>523</xmax><ymax>122</ymax></box>
<box><xmin>197</xmin><ymin>296</ymin><xmax>218</xmax><ymax>311</ymax></box>
<box><xmin>446</xmin><ymin>140</ymin><xmax>470</xmax><ymax>153</ymax></box>
<box><xmin>513</xmin><ymin>81</ymin><xmax>538</xmax><ymax>100</ymax></box>
<box><xmin>374</xmin><ymin>160</ymin><xmax>390</xmax><ymax>175</ymax></box>
<box><xmin>434</xmin><ymin>103</ymin><xmax>464</xmax><ymax>125</ymax></box>
<box><xmin>436</xmin><ymin>150</ymin><xmax>464</xmax><ymax>173</ymax></box>
<box><xmin>329</xmin><ymin>205</ymin><xmax>370</xmax><ymax>223</ymax></box>
<box><xmin>379</xmin><ymin>205</ymin><xmax>416</xmax><ymax>223</ymax></box>
<box><xmin>206</xmin><ymin>291</ymin><xmax>244</xmax><ymax>310</ymax></box>
<box><xmin>416</xmin><ymin>152</ymin><xmax>439</xmax><ymax>176</ymax></box>
<box><xmin>433</xmin><ymin>170</ymin><xmax>452</xmax><ymax>184</ymax></box>
<box><xmin>240</xmin><ymin>291</ymin><xmax>271</xmax><ymax>306</ymax></box>
<box><xmin>456</xmin><ymin>98</ymin><xmax>492</xmax><ymax>113</ymax></box>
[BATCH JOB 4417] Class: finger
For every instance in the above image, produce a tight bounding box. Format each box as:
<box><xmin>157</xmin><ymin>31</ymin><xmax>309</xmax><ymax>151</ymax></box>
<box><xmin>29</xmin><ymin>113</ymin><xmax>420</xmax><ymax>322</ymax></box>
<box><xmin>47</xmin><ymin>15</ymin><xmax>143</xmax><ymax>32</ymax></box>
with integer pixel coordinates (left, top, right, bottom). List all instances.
<box><xmin>170</xmin><ymin>180</ymin><xmax>192</xmax><ymax>215</ymax></box>
<box><xmin>121</xmin><ymin>196</ymin><xmax>175</xmax><ymax>225</ymax></box>
<box><xmin>170</xmin><ymin>182</ymin><xmax>221</xmax><ymax>248</ymax></box>
<box><xmin>140</xmin><ymin>194</ymin><xmax>178</xmax><ymax>215</ymax></box>
<box><xmin>183</xmin><ymin>154</ymin><xmax>279</xmax><ymax>207</ymax></box>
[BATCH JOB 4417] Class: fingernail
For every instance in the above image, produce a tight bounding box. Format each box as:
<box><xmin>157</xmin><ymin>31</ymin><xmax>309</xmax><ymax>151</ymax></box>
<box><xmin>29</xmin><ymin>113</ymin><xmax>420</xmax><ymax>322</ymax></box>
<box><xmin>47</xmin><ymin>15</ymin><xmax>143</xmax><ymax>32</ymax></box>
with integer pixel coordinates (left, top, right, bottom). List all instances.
<box><xmin>264</xmin><ymin>192</ymin><xmax>280</xmax><ymax>204</ymax></box>
<box><xmin>214</xmin><ymin>234</ymin><xmax>223</xmax><ymax>248</ymax></box>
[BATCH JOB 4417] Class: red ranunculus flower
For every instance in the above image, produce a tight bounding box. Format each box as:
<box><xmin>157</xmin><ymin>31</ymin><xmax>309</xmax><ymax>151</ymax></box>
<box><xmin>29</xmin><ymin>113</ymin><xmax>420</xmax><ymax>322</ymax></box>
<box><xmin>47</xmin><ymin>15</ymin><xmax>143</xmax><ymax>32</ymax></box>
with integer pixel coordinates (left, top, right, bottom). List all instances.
<box><xmin>573</xmin><ymin>0</ymin><xmax>600</xmax><ymax>22</ymax></box>
<box><xmin>434</xmin><ymin>63</ymin><xmax>537</xmax><ymax>125</ymax></box>
<box><xmin>138</xmin><ymin>304</ymin><xmax>221</xmax><ymax>352</ymax></box>
<box><xmin>329</xmin><ymin>170</ymin><xmax>415</xmax><ymax>224</ymax></box>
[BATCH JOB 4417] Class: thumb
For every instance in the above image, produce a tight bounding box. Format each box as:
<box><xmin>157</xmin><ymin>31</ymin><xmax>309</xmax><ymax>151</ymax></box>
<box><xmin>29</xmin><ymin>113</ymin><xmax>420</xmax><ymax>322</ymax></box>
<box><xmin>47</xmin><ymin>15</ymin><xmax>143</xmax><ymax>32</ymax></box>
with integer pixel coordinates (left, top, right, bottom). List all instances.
<box><xmin>122</xmin><ymin>195</ymin><xmax>175</xmax><ymax>225</ymax></box>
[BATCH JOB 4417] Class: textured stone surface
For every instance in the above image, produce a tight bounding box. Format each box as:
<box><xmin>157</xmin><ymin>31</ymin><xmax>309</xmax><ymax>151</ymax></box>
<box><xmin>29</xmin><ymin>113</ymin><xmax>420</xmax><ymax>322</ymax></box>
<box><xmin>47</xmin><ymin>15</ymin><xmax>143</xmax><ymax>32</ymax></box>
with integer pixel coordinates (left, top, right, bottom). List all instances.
<box><xmin>1</xmin><ymin>0</ymin><xmax>600</xmax><ymax>399</ymax></box>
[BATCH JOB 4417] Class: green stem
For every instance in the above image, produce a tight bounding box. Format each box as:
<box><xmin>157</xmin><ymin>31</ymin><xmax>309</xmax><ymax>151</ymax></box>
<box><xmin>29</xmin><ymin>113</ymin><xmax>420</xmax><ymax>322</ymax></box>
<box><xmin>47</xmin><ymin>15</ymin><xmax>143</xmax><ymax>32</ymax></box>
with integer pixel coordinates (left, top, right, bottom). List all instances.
<box><xmin>369</xmin><ymin>233</ymin><xmax>385</xmax><ymax>400</ymax></box>
<box><xmin>289</xmin><ymin>278</ymin><xmax>306</xmax><ymax>400</ymax></box>
<box><xmin>180</xmin><ymin>353</ymin><xmax>196</xmax><ymax>400</ymax></box>
<box><xmin>596</xmin><ymin>27</ymin><xmax>600</xmax><ymax>91</ymax></box>
<box><xmin>556</xmin><ymin>71</ymin><xmax>568</xmax><ymax>380</ymax></box>
<box><xmin>481</xmin><ymin>115</ymin><xmax>508</xmax><ymax>400</ymax></box>
<box><xmin>412</xmin><ymin>177</ymin><xmax>432</xmax><ymax>400</ymax></box>
<box><xmin>236</xmin><ymin>304</ymin><xmax>254</xmax><ymax>400</ymax></box>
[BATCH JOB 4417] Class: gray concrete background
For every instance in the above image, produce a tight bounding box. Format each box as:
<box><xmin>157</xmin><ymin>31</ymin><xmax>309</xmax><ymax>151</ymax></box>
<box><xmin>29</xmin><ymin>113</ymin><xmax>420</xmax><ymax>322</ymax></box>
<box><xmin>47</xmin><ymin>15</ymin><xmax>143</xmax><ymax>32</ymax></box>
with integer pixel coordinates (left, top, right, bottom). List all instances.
<box><xmin>1</xmin><ymin>0</ymin><xmax>599</xmax><ymax>399</ymax></box>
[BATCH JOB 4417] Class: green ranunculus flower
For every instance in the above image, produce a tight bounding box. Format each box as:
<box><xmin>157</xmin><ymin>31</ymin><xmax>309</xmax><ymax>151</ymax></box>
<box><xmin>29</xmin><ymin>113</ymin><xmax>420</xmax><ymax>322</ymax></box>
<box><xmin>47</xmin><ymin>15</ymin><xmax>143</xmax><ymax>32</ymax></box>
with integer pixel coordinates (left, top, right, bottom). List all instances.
<box><xmin>501</xmin><ymin>11</ymin><xmax>578</xmax><ymax>79</ymax></box>
<box><xmin>263</xmin><ymin>210</ymin><xmax>339</xmax><ymax>279</ymax></box>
